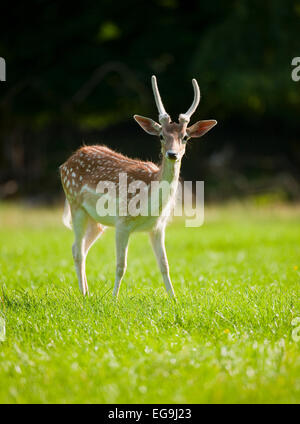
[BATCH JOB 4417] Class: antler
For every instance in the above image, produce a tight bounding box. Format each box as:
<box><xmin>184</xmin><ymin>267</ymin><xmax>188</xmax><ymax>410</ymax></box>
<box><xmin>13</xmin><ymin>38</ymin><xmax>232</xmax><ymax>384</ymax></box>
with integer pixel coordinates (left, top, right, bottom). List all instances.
<box><xmin>179</xmin><ymin>78</ymin><xmax>201</xmax><ymax>124</ymax></box>
<box><xmin>151</xmin><ymin>75</ymin><xmax>170</xmax><ymax>124</ymax></box>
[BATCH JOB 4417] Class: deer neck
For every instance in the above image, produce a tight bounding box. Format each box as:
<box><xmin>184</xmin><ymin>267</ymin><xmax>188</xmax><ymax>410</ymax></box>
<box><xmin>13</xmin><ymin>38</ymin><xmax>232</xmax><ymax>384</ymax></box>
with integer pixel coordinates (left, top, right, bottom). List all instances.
<box><xmin>159</xmin><ymin>155</ymin><xmax>181</xmax><ymax>186</ymax></box>
<box><xmin>150</xmin><ymin>156</ymin><xmax>181</xmax><ymax>218</ymax></box>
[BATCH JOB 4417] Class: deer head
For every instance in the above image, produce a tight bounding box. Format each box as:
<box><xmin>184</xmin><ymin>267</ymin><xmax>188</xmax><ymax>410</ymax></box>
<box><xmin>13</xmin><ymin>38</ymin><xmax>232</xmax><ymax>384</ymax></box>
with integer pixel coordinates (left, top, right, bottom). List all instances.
<box><xmin>134</xmin><ymin>75</ymin><xmax>217</xmax><ymax>162</ymax></box>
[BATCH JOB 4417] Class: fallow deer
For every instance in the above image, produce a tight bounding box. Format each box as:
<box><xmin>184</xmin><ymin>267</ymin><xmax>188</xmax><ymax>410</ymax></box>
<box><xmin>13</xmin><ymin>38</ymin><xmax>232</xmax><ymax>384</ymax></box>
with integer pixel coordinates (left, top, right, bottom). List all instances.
<box><xmin>60</xmin><ymin>76</ymin><xmax>217</xmax><ymax>298</ymax></box>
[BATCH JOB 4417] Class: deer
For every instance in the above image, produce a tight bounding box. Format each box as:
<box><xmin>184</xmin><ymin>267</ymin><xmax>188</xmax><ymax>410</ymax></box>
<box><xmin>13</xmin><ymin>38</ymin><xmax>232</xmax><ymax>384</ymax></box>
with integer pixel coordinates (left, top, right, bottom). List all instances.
<box><xmin>59</xmin><ymin>75</ymin><xmax>217</xmax><ymax>298</ymax></box>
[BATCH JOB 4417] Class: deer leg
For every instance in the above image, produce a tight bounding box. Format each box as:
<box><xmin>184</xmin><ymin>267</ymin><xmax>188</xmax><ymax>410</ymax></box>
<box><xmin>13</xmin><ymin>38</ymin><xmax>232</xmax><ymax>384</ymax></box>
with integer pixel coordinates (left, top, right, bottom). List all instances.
<box><xmin>113</xmin><ymin>228</ymin><xmax>130</xmax><ymax>298</ymax></box>
<box><xmin>149</xmin><ymin>229</ymin><xmax>176</xmax><ymax>298</ymax></box>
<box><xmin>72</xmin><ymin>208</ymin><xmax>89</xmax><ymax>296</ymax></box>
<box><xmin>82</xmin><ymin>220</ymin><xmax>106</xmax><ymax>294</ymax></box>
<box><xmin>84</xmin><ymin>220</ymin><xmax>105</xmax><ymax>255</ymax></box>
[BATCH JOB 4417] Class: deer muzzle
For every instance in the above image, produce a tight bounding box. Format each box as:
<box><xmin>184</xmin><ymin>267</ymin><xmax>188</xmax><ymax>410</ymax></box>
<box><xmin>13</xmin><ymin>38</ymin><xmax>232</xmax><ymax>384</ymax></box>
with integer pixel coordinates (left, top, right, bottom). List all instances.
<box><xmin>166</xmin><ymin>151</ymin><xmax>179</xmax><ymax>161</ymax></box>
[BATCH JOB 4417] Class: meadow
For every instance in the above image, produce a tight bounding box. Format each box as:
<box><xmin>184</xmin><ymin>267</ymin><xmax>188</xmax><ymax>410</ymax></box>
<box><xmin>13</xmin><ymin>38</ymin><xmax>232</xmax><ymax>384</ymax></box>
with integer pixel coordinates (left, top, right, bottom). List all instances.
<box><xmin>0</xmin><ymin>202</ymin><xmax>299</xmax><ymax>403</ymax></box>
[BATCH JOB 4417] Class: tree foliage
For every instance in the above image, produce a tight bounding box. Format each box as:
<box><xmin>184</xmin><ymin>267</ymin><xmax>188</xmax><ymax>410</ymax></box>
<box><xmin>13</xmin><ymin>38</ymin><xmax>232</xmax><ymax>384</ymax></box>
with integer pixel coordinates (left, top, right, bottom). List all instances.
<box><xmin>0</xmin><ymin>0</ymin><xmax>299</xmax><ymax>199</ymax></box>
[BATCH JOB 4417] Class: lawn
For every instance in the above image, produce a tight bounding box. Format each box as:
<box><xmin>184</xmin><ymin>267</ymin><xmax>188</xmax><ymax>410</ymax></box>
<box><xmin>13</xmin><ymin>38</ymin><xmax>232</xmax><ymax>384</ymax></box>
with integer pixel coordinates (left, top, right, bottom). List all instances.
<box><xmin>0</xmin><ymin>202</ymin><xmax>299</xmax><ymax>403</ymax></box>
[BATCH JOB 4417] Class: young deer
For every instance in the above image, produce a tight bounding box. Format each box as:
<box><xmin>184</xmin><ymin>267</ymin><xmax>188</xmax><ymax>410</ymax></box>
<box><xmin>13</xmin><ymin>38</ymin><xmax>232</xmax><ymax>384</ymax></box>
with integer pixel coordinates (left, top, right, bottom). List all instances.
<box><xmin>60</xmin><ymin>76</ymin><xmax>217</xmax><ymax>298</ymax></box>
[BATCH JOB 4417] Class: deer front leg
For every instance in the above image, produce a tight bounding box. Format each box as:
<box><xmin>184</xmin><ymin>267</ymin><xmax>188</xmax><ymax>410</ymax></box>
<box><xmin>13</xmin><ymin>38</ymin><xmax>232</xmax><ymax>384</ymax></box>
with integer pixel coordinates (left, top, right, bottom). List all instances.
<box><xmin>149</xmin><ymin>228</ymin><xmax>176</xmax><ymax>298</ymax></box>
<box><xmin>113</xmin><ymin>228</ymin><xmax>130</xmax><ymax>298</ymax></box>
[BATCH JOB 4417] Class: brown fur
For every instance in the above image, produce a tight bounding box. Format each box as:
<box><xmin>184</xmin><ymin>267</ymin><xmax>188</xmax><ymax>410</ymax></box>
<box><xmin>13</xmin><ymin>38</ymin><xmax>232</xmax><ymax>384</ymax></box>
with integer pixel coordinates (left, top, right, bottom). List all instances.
<box><xmin>60</xmin><ymin>145</ymin><xmax>160</xmax><ymax>201</ymax></box>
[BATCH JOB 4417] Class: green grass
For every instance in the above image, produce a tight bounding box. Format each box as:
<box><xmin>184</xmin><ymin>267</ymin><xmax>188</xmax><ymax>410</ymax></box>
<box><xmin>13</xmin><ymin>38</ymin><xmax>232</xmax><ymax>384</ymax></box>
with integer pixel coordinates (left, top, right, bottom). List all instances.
<box><xmin>0</xmin><ymin>202</ymin><xmax>300</xmax><ymax>403</ymax></box>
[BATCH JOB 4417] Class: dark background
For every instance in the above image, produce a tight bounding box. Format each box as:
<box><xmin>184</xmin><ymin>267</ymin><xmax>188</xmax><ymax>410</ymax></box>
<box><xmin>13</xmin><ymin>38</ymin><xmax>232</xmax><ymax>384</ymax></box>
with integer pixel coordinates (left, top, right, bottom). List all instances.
<box><xmin>0</xmin><ymin>0</ymin><xmax>299</xmax><ymax>203</ymax></box>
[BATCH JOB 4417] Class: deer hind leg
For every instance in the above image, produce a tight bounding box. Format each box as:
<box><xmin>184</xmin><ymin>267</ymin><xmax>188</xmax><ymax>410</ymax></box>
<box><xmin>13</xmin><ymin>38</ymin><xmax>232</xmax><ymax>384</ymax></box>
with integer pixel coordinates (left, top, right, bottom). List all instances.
<box><xmin>84</xmin><ymin>219</ymin><xmax>105</xmax><ymax>256</ymax></box>
<box><xmin>71</xmin><ymin>208</ymin><xmax>90</xmax><ymax>296</ymax></box>
<box><xmin>113</xmin><ymin>228</ymin><xmax>130</xmax><ymax>298</ymax></box>
<box><xmin>149</xmin><ymin>228</ymin><xmax>176</xmax><ymax>298</ymax></box>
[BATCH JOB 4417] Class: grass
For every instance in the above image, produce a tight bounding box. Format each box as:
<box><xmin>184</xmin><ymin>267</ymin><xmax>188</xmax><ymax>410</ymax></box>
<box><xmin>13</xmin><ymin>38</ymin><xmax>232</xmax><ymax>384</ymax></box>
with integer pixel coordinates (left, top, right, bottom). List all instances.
<box><xmin>0</xmin><ymin>201</ymin><xmax>299</xmax><ymax>403</ymax></box>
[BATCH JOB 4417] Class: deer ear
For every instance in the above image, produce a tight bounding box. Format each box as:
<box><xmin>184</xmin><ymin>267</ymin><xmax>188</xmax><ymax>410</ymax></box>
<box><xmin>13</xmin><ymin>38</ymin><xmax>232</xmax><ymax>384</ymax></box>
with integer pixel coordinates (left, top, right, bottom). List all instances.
<box><xmin>134</xmin><ymin>115</ymin><xmax>161</xmax><ymax>136</ymax></box>
<box><xmin>187</xmin><ymin>120</ymin><xmax>217</xmax><ymax>138</ymax></box>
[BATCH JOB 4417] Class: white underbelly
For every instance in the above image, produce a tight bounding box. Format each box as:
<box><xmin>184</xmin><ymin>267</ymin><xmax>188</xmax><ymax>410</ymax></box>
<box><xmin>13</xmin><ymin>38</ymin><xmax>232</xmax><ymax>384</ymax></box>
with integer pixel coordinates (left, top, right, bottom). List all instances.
<box><xmin>80</xmin><ymin>185</ymin><xmax>174</xmax><ymax>232</ymax></box>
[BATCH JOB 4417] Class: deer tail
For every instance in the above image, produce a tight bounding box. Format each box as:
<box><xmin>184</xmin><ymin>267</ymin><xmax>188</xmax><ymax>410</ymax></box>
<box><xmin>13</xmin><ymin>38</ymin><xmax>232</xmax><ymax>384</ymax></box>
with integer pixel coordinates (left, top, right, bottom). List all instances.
<box><xmin>62</xmin><ymin>198</ymin><xmax>72</xmax><ymax>230</ymax></box>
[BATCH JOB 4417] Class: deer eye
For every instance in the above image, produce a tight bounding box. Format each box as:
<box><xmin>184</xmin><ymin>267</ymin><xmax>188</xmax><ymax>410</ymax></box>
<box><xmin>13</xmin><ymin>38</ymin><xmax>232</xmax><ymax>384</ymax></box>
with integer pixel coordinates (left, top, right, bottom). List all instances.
<box><xmin>159</xmin><ymin>134</ymin><xmax>164</xmax><ymax>141</ymax></box>
<box><xmin>182</xmin><ymin>135</ymin><xmax>189</xmax><ymax>143</ymax></box>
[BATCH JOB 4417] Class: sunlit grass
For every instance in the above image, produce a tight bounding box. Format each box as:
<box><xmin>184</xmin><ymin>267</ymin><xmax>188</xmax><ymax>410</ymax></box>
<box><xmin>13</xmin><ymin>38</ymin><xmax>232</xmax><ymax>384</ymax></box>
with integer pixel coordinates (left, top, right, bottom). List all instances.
<box><xmin>0</xmin><ymin>202</ymin><xmax>299</xmax><ymax>403</ymax></box>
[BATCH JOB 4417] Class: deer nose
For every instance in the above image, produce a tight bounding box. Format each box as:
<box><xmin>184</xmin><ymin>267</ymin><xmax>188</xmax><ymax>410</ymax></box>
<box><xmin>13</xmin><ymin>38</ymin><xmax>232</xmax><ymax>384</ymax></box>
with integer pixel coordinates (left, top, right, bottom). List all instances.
<box><xmin>166</xmin><ymin>151</ymin><xmax>178</xmax><ymax>160</ymax></box>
